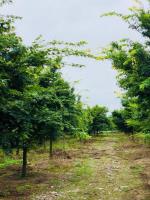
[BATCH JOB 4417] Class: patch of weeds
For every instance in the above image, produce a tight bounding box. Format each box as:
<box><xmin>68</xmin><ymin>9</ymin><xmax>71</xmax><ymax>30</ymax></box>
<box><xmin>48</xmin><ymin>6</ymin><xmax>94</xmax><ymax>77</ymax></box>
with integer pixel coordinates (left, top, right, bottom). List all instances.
<box><xmin>76</xmin><ymin>164</ymin><xmax>92</xmax><ymax>176</ymax></box>
<box><xmin>70</xmin><ymin>160</ymin><xmax>93</xmax><ymax>183</ymax></box>
<box><xmin>53</xmin><ymin>137</ymin><xmax>81</xmax><ymax>151</ymax></box>
<box><xmin>0</xmin><ymin>190</ymin><xmax>11</xmax><ymax>197</ymax></box>
<box><xmin>16</xmin><ymin>184</ymin><xmax>33</xmax><ymax>194</ymax></box>
<box><xmin>134</xmin><ymin>133</ymin><xmax>150</xmax><ymax>146</ymax></box>
<box><xmin>0</xmin><ymin>158</ymin><xmax>21</xmax><ymax>169</ymax></box>
<box><xmin>49</xmin><ymin>177</ymin><xmax>61</xmax><ymax>187</ymax></box>
<box><xmin>119</xmin><ymin>185</ymin><xmax>131</xmax><ymax>192</ymax></box>
<box><xmin>0</xmin><ymin>150</ymin><xmax>5</xmax><ymax>162</ymax></box>
<box><xmin>48</xmin><ymin>162</ymin><xmax>62</xmax><ymax>173</ymax></box>
<box><xmin>130</xmin><ymin>164</ymin><xmax>144</xmax><ymax>174</ymax></box>
<box><xmin>48</xmin><ymin>160</ymin><xmax>72</xmax><ymax>174</ymax></box>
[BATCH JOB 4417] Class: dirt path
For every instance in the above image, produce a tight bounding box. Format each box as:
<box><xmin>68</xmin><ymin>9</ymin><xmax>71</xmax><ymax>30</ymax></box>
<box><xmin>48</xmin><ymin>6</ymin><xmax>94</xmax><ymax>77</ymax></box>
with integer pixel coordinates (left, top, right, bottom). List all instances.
<box><xmin>33</xmin><ymin>134</ymin><xmax>150</xmax><ymax>200</ymax></box>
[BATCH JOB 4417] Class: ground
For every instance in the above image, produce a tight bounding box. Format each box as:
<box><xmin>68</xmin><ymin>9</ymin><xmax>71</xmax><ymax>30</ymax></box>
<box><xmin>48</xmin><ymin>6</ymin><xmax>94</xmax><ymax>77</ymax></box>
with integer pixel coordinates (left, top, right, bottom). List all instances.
<box><xmin>0</xmin><ymin>134</ymin><xmax>149</xmax><ymax>200</ymax></box>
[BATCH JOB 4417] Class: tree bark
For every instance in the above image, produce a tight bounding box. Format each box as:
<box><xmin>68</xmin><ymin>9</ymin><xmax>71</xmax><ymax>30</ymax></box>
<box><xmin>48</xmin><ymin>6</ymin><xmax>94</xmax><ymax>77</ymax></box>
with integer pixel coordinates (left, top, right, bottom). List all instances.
<box><xmin>22</xmin><ymin>145</ymin><xmax>27</xmax><ymax>177</ymax></box>
<box><xmin>49</xmin><ymin>138</ymin><xmax>53</xmax><ymax>159</ymax></box>
<box><xmin>16</xmin><ymin>147</ymin><xmax>20</xmax><ymax>156</ymax></box>
<box><xmin>43</xmin><ymin>140</ymin><xmax>46</xmax><ymax>151</ymax></box>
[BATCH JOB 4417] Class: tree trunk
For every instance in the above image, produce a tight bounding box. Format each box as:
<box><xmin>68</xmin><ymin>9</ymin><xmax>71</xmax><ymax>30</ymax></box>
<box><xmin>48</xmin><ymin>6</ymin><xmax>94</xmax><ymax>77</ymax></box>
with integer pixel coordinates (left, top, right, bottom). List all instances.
<box><xmin>16</xmin><ymin>147</ymin><xmax>20</xmax><ymax>156</ymax></box>
<box><xmin>22</xmin><ymin>145</ymin><xmax>27</xmax><ymax>177</ymax></box>
<box><xmin>49</xmin><ymin>138</ymin><xmax>53</xmax><ymax>159</ymax></box>
<box><xmin>43</xmin><ymin>140</ymin><xmax>46</xmax><ymax>151</ymax></box>
<box><xmin>16</xmin><ymin>139</ymin><xmax>20</xmax><ymax>156</ymax></box>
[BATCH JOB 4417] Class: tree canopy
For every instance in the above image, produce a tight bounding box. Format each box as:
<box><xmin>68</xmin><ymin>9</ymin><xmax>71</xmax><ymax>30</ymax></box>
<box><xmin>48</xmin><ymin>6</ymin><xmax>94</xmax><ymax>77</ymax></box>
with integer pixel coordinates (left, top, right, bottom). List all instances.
<box><xmin>0</xmin><ymin>3</ymin><xmax>95</xmax><ymax>176</ymax></box>
<box><xmin>101</xmin><ymin>2</ymin><xmax>150</xmax><ymax>133</ymax></box>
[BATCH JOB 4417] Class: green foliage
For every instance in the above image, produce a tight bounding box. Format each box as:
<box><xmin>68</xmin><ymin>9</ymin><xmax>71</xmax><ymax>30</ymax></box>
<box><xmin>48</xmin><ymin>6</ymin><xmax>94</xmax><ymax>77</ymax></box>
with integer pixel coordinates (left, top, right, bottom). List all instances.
<box><xmin>112</xmin><ymin>109</ymin><xmax>133</xmax><ymax>133</ymax></box>
<box><xmin>101</xmin><ymin>3</ymin><xmax>150</xmax><ymax>39</ymax></box>
<box><xmin>75</xmin><ymin>132</ymin><xmax>91</xmax><ymax>142</ymax></box>
<box><xmin>102</xmin><ymin>3</ymin><xmax>150</xmax><ymax>134</ymax></box>
<box><xmin>0</xmin><ymin>4</ymin><xmax>95</xmax><ymax>176</ymax></box>
<box><xmin>133</xmin><ymin>132</ymin><xmax>150</xmax><ymax>145</ymax></box>
<box><xmin>0</xmin><ymin>0</ymin><xmax>13</xmax><ymax>6</ymax></box>
<box><xmin>0</xmin><ymin>157</ymin><xmax>21</xmax><ymax>169</ymax></box>
<box><xmin>88</xmin><ymin>105</ymin><xmax>111</xmax><ymax>134</ymax></box>
<box><xmin>73</xmin><ymin>102</ymin><xmax>93</xmax><ymax>133</ymax></box>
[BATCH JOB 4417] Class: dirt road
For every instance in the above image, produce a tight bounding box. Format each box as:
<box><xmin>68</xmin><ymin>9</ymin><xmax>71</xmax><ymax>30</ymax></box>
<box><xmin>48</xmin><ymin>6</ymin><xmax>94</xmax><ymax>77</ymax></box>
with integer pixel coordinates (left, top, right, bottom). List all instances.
<box><xmin>33</xmin><ymin>134</ymin><xmax>150</xmax><ymax>200</ymax></box>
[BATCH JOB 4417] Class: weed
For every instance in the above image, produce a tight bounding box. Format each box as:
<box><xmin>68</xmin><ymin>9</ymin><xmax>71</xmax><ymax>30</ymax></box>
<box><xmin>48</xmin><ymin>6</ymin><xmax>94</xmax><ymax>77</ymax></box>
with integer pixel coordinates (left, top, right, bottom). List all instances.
<box><xmin>16</xmin><ymin>184</ymin><xmax>33</xmax><ymax>194</ymax></box>
<box><xmin>0</xmin><ymin>158</ymin><xmax>21</xmax><ymax>169</ymax></box>
<box><xmin>130</xmin><ymin>165</ymin><xmax>144</xmax><ymax>174</ymax></box>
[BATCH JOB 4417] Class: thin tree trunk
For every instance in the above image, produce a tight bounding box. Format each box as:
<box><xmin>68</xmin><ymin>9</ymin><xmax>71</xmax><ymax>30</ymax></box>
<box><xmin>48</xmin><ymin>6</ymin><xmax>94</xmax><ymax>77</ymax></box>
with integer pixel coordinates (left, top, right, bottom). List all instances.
<box><xmin>22</xmin><ymin>145</ymin><xmax>27</xmax><ymax>177</ymax></box>
<box><xmin>63</xmin><ymin>134</ymin><xmax>66</xmax><ymax>158</ymax></box>
<box><xmin>16</xmin><ymin>147</ymin><xmax>20</xmax><ymax>156</ymax></box>
<box><xmin>49</xmin><ymin>138</ymin><xmax>53</xmax><ymax>159</ymax></box>
<box><xmin>43</xmin><ymin>140</ymin><xmax>46</xmax><ymax>151</ymax></box>
<box><xmin>16</xmin><ymin>139</ymin><xmax>20</xmax><ymax>156</ymax></box>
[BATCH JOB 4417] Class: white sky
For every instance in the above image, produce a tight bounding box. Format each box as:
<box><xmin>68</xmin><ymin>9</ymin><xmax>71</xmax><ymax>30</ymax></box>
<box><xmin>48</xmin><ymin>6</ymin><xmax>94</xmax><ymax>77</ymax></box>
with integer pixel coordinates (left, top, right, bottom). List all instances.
<box><xmin>1</xmin><ymin>0</ymin><xmax>149</xmax><ymax>111</ymax></box>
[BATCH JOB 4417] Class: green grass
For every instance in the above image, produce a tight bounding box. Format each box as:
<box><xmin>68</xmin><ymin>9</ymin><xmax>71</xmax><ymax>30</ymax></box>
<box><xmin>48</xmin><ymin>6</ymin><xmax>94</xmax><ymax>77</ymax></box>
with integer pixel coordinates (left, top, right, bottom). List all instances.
<box><xmin>0</xmin><ymin>158</ymin><xmax>21</xmax><ymax>169</ymax></box>
<box><xmin>70</xmin><ymin>159</ymin><xmax>93</xmax><ymax>182</ymax></box>
<box><xmin>0</xmin><ymin>134</ymin><xmax>149</xmax><ymax>200</ymax></box>
<box><xmin>130</xmin><ymin>164</ymin><xmax>144</xmax><ymax>175</ymax></box>
<box><xmin>16</xmin><ymin>184</ymin><xmax>33</xmax><ymax>194</ymax></box>
<box><xmin>133</xmin><ymin>133</ymin><xmax>150</xmax><ymax>145</ymax></box>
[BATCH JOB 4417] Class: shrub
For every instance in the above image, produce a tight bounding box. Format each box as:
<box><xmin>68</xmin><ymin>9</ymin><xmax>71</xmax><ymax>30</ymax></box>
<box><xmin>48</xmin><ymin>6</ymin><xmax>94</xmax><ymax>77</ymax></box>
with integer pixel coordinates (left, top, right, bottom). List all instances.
<box><xmin>75</xmin><ymin>132</ymin><xmax>91</xmax><ymax>142</ymax></box>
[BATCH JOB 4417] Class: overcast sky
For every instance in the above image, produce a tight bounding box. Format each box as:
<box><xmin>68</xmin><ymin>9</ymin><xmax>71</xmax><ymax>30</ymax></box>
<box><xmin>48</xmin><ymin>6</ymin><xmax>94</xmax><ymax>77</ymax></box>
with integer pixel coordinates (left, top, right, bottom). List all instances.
<box><xmin>1</xmin><ymin>0</ymin><xmax>148</xmax><ymax>111</ymax></box>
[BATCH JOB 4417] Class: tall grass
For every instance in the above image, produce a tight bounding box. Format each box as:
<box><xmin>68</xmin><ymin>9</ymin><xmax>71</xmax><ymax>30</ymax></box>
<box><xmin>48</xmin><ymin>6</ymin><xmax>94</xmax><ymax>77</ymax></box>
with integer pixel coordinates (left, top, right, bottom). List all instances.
<box><xmin>133</xmin><ymin>133</ymin><xmax>150</xmax><ymax>145</ymax></box>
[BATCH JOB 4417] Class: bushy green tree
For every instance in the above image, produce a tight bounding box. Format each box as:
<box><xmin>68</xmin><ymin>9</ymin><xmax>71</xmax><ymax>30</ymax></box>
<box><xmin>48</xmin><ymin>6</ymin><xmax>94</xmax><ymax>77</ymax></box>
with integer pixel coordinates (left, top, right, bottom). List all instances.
<box><xmin>0</xmin><ymin>1</ymin><xmax>94</xmax><ymax>176</ymax></box>
<box><xmin>88</xmin><ymin>105</ymin><xmax>110</xmax><ymax>135</ymax></box>
<box><xmin>112</xmin><ymin>109</ymin><xmax>133</xmax><ymax>133</ymax></box>
<box><xmin>101</xmin><ymin>1</ymin><xmax>150</xmax><ymax>134</ymax></box>
<box><xmin>72</xmin><ymin>102</ymin><xmax>93</xmax><ymax>141</ymax></box>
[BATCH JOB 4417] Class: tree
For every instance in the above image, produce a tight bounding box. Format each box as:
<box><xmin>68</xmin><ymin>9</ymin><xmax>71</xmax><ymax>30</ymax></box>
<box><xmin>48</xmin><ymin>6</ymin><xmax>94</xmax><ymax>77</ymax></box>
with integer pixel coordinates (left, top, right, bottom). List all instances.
<box><xmin>101</xmin><ymin>1</ymin><xmax>150</xmax><ymax>134</ymax></box>
<box><xmin>34</xmin><ymin>69</ymin><xmax>79</xmax><ymax>158</ymax></box>
<box><xmin>0</xmin><ymin>3</ymin><xmax>95</xmax><ymax>176</ymax></box>
<box><xmin>112</xmin><ymin>109</ymin><xmax>133</xmax><ymax>133</ymax></box>
<box><xmin>88</xmin><ymin>105</ymin><xmax>110</xmax><ymax>135</ymax></box>
<box><xmin>0</xmin><ymin>0</ymin><xmax>13</xmax><ymax>6</ymax></box>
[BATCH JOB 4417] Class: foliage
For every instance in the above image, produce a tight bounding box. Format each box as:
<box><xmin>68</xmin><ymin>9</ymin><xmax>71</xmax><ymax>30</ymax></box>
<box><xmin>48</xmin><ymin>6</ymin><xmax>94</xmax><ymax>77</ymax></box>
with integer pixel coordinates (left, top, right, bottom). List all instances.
<box><xmin>0</xmin><ymin>0</ymin><xmax>13</xmax><ymax>6</ymax></box>
<box><xmin>0</xmin><ymin>3</ymin><xmax>95</xmax><ymax>176</ymax></box>
<box><xmin>88</xmin><ymin>105</ymin><xmax>110</xmax><ymax>134</ymax></box>
<box><xmin>112</xmin><ymin>109</ymin><xmax>133</xmax><ymax>133</ymax></box>
<box><xmin>0</xmin><ymin>157</ymin><xmax>21</xmax><ymax>169</ymax></box>
<box><xmin>101</xmin><ymin>1</ymin><xmax>150</xmax><ymax>39</ymax></box>
<box><xmin>75</xmin><ymin>131</ymin><xmax>91</xmax><ymax>142</ymax></box>
<box><xmin>101</xmin><ymin>2</ymin><xmax>150</xmax><ymax>134</ymax></box>
<box><xmin>132</xmin><ymin>132</ymin><xmax>150</xmax><ymax>145</ymax></box>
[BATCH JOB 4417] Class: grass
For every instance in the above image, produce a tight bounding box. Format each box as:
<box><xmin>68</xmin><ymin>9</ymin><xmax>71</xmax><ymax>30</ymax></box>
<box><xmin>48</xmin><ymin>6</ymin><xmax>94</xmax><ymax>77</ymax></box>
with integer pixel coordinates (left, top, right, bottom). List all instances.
<box><xmin>70</xmin><ymin>159</ymin><xmax>93</xmax><ymax>182</ymax></box>
<box><xmin>0</xmin><ymin>134</ymin><xmax>149</xmax><ymax>200</ymax></box>
<box><xmin>130</xmin><ymin>164</ymin><xmax>144</xmax><ymax>174</ymax></box>
<box><xmin>16</xmin><ymin>184</ymin><xmax>33</xmax><ymax>194</ymax></box>
<box><xmin>133</xmin><ymin>133</ymin><xmax>150</xmax><ymax>145</ymax></box>
<box><xmin>0</xmin><ymin>158</ymin><xmax>21</xmax><ymax>169</ymax></box>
